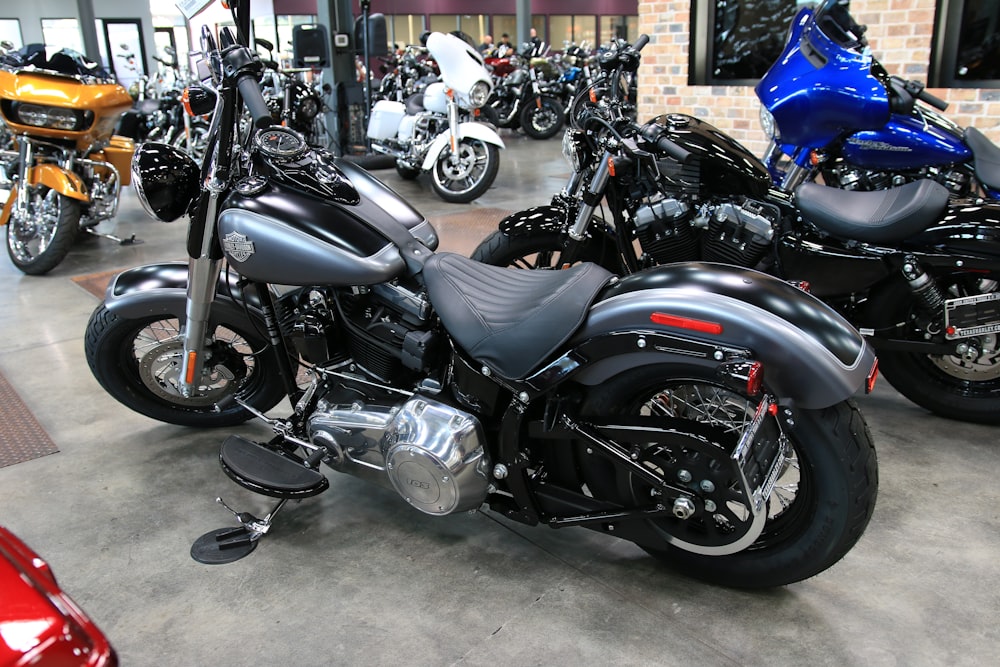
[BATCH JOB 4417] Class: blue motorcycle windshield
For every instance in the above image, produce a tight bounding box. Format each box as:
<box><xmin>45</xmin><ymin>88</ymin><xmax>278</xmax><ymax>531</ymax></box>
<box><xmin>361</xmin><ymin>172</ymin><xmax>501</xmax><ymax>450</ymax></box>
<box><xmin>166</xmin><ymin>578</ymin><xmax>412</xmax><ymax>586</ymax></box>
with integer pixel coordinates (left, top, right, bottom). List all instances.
<box><xmin>756</xmin><ymin>0</ymin><xmax>889</xmax><ymax>150</ymax></box>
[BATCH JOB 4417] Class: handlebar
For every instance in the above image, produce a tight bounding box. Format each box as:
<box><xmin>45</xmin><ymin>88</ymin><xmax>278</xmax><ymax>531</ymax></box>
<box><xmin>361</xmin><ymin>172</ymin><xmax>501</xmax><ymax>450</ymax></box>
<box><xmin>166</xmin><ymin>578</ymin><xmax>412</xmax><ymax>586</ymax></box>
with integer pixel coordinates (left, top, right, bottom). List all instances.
<box><xmin>639</xmin><ymin>124</ymin><xmax>692</xmax><ymax>164</ymax></box>
<box><xmin>237</xmin><ymin>72</ymin><xmax>273</xmax><ymax>129</ymax></box>
<box><xmin>917</xmin><ymin>87</ymin><xmax>948</xmax><ymax>111</ymax></box>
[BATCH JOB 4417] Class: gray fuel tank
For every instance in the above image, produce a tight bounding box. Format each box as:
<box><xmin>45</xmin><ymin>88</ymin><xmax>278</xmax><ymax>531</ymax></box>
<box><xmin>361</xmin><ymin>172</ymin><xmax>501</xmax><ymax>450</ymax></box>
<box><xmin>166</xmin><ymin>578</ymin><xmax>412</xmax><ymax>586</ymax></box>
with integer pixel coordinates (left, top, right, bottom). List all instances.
<box><xmin>218</xmin><ymin>162</ymin><xmax>438</xmax><ymax>286</ymax></box>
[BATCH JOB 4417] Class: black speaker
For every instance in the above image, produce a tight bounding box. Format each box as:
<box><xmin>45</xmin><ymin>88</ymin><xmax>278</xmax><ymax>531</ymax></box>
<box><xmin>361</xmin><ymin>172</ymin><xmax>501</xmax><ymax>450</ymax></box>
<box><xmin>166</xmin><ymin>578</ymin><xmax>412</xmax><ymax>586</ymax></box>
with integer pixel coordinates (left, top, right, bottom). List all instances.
<box><xmin>293</xmin><ymin>24</ymin><xmax>329</xmax><ymax>68</ymax></box>
<box><xmin>354</xmin><ymin>13</ymin><xmax>388</xmax><ymax>58</ymax></box>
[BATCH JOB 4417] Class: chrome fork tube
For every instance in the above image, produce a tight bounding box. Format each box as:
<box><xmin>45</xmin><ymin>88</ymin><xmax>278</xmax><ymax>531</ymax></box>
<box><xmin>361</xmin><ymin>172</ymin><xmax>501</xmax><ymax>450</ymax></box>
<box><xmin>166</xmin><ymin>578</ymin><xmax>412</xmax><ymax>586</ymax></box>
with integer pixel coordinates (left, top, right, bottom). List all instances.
<box><xmin>568</xmin><ymin>150</ymin><xmax>611</xmax><ymax>241</ymax></box>
<box><xmin>15</xmin><ymin>139</ymin><xmax>33</xmax><ymax>211</ymax></box>
<box><xmin>179</xmin><ymin>191</ymin><xmax>222</xmax><ymax>397</ymax></box>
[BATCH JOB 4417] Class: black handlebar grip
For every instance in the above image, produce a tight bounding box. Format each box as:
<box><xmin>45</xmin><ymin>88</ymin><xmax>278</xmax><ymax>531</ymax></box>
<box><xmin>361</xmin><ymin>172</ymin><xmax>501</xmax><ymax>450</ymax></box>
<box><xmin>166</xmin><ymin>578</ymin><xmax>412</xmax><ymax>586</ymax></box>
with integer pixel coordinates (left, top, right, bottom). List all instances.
<box><xmin>657</xmin><ymin>136</ymin><xmax>692</xmax><ymax>164</ymax></box>
<box><xmin>236</xmin><ymin>73</ymin><xmax>272</xmax><ymax>129</ymax></box>
<box><xmin>633</xmin><ymin>34</ymin><xmax>650</xmax><ymax>51</ymax></box>
<box><xmin>918</xmin><ymin>89</ymin><xmax>949</xmax><ymax>111</ymax></box>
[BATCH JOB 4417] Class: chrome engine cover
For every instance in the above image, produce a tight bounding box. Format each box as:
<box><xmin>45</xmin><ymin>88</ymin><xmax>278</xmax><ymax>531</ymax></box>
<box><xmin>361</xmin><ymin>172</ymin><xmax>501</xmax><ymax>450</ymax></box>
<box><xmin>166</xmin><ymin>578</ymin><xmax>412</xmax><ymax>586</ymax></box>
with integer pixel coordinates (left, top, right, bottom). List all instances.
<box><xmin>306</xmin><ymin>395</ymin><xmax>490</xmax><ymax>516</ymax></box>
<box><xmin>382</xmin><ymin>397</ymin><xmax>490</xmax><ymax>516</ymax></box>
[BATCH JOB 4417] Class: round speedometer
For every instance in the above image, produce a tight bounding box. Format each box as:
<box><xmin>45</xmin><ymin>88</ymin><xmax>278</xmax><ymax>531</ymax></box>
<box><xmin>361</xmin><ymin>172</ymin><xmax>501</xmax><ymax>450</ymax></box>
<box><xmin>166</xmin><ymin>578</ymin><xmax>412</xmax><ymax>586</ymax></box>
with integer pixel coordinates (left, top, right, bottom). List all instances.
<box><xmin>255</xmin><ymin>126</ymin><xmax>308</xmax><ymax>160</ymax></box>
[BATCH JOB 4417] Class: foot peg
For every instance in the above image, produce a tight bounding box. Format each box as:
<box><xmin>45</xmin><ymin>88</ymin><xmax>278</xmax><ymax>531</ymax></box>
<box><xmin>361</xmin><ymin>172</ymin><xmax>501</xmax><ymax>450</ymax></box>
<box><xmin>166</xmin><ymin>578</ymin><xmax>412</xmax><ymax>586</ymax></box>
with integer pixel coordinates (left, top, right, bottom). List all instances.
<box><xmin>220</xmin><ymin>435</ymin><xmax>329</xmax><ymax>499</ymax></box>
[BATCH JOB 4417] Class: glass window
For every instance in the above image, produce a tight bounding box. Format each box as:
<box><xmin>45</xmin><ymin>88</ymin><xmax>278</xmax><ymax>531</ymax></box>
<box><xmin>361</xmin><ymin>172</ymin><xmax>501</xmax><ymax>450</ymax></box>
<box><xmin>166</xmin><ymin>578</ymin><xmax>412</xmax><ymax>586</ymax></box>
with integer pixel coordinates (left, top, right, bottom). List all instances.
<box><xmin>601</xmin><ymin>15</ymin><xmax>637</xmax><ymax>46</ymax></box>
<box><xmin>690</xmin><ymin>0</ymin><xmax>800</xmax><ymax>85</ymax></box>
<box><xmin>0</xmin><ymin>19</ymin><xmax>22</xmax><ymax>48</ymax></box>
<box><xmin>931</xmin><ymin>0</ymin><xmax>1000</xmax><ymax>87</ymax></box>
<box><xmin>429</xmin><ymin>15</ymin><xmax>459</xmax><ymax>35</ymax></box>
<box><xmin>277</xmin><ymin>15</ymin><xmax>317</xmax><ymax>59</ymax></box>
<box><xmin>458</xmin><ymin>14</ymin><xmax>487</xmax><ymax>44</ymax></box>
<box><xmin>550</xmin><ymin>16</ymin><xmax>596</xmax><ymax>50</ymax></box>
<box><xmin>253</xmin><ymin>16</ymin><xmax>278</xmax><ymax>51</ymax></box>
<box><xmin>388</xmin><ymin>14</ymin><xmax>425</xmax><ymax>50</ymax></box>
<box><xmin>41</xmin><ymin>18</ymin><xmax>84</xmax><ymax>54</ymax></box>
<box><xmin>493</xmin><ymin>15</ymin><xmax>516</xmax><ymax>49</ymax></box>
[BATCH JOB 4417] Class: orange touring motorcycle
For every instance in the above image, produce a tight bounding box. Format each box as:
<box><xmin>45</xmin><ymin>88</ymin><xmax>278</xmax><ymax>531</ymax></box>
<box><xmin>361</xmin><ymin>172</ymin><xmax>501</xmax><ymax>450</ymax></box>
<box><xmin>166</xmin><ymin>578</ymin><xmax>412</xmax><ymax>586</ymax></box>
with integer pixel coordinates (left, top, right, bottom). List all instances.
<box><xmin>0</xmin><ymin>48</ymin><xmax>134</xmax><ymax>274</ymax></box>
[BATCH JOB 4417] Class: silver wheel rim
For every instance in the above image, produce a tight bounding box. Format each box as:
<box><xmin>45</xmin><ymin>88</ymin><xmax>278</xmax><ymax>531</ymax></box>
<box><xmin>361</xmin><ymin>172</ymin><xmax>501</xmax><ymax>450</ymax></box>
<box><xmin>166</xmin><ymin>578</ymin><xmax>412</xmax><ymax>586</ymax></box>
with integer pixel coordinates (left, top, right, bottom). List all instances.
<box><xmin>8</xmin><ymin>189</ymin><xmax>60</xmax><ymax>263</ymax></box>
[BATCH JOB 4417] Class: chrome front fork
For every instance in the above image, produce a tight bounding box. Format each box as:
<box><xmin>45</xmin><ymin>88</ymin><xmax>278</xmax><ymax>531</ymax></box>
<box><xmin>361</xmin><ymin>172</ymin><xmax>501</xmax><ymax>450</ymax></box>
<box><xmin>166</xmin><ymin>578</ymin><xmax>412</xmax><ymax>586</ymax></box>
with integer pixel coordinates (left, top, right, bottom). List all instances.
<box><xmin>179</xmin><ymin>191</ymin><xmax>222</xmax><ymax>397</ymax></box>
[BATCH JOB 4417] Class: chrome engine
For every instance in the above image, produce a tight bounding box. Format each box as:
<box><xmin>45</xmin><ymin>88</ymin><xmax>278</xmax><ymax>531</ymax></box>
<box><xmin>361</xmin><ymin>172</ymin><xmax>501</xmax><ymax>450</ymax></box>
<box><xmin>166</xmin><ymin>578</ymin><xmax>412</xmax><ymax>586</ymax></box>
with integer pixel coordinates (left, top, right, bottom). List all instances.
<box><xmin>829</xmin><ymin>163</ymin><xmax>973</xmax><ymax>197</ymax></box>
<box><xmin>307</xmin><ymin>395</ymin><xmax>491</xmax><ymax>515</ymax></box>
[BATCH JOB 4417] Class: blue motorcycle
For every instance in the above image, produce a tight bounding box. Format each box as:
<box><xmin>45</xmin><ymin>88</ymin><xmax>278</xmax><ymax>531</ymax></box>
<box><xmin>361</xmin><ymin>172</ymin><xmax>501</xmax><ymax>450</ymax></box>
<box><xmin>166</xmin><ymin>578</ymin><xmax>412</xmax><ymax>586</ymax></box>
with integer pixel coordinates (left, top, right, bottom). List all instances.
<box><xmin>757</xmin><ymin>0</ymin><xmax>1000</xmax><ymax>199</ymax></box>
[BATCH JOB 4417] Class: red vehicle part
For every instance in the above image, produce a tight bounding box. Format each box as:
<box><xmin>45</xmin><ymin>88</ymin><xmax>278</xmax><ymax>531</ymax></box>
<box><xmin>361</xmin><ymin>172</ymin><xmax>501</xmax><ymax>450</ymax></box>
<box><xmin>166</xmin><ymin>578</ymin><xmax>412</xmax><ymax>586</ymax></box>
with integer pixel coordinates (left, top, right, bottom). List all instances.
<box><xmin>0</xmin><ymin>526</ymin><xmax>116</xmax><ymax>667</ymax></box>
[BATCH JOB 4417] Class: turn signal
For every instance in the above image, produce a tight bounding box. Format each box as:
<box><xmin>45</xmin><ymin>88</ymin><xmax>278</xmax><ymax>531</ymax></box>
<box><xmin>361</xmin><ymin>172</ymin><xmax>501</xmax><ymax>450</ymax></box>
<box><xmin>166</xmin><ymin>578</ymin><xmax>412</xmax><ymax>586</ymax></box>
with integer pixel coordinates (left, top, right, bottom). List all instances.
<box><xmin>650</xmin><ymin>312</ymin><xmax>723</xmax><ymax>335</ymax></box>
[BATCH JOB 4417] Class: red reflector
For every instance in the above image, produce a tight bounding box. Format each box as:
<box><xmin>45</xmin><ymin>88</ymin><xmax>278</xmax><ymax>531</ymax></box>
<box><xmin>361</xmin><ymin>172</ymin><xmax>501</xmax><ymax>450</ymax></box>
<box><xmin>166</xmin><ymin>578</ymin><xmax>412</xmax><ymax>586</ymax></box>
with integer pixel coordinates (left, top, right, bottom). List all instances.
<box><xmin>607</xmin><ymin>156</ymin><xmax>616</xmax><ymax>177</ymax></box>
<box><xmin>946</xmin><ymin>326</ymin><xmax>956</xmax><ymax>336</ymax></box>
<box><xmin>866</xmin><ymin>358</ymin><xmax>879</xmax><ymax>394</ymax></box>
<box><xmin>650</xmin><ymin>312</ymin><xmax>723</xmax><ymax>335</ymax></box>
<box><xmin>185</xmin><ymin>351</ymin><xmax>198</xmax><ymax>385</ymax></box>
<box><xmin>768</xmin><ymin>403</ymin><xmax>779</xmax><ymax>416</ymax></box>
<box><xmin>746</xmin><ymin>361</ymin><xmax>763</xmax><ymax>396</ymax></box>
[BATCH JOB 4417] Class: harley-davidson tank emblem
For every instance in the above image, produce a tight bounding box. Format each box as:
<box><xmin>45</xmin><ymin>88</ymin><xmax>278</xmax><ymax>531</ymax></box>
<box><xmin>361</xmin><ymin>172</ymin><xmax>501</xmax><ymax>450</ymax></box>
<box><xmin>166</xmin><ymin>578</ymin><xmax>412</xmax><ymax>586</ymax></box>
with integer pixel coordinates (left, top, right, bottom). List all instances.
<box><xmin>223</xmin><ymin>231</ymin><xmax>255</xmax><ymax>262</ymax></box>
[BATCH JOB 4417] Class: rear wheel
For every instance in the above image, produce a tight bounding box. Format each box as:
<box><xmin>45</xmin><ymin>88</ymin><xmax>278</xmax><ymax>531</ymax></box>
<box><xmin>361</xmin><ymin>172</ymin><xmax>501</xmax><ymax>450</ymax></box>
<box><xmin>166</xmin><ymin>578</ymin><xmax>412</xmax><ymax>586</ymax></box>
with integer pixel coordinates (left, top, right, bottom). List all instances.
<box><xmin>84</xmin><ymin>305</ymin><xmax>286</xmax><ymax>427</ymax></box>
<box><xmin>430</xmin><ymin>138</ymin><xmax>500</xmax><ymax>203</ymax></box>
<box><xmin>576</xmin><ymin>364</ymin><xmax>878</xmax><ymax>588</ymax></box>
<box><xmin>868</xmin><ymin>274</ymin><xmax>1000</xmax><ymax>423</ymax></box>
<box><xmin>6</xmin><ymin>187</ymin><xmax>79</xmax><ymax>275</ymax></box>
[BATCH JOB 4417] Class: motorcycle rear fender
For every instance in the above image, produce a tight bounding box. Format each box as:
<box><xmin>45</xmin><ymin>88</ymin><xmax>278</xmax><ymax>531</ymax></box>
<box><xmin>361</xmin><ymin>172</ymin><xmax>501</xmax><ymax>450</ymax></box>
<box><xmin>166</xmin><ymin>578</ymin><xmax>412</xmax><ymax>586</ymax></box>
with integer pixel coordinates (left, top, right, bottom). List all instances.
<box><xmin>551</xmin><ymin>263</ymin><xmax>875</xmax><ymax>409</ymax></box>
<box><xmin>420</xmin><ymin>122</ymin><xmax>506</xmax><ymax>171</ymax></box>
<box><xmin>27</xmin><ymin>164</ymin><xmax>90</xmax><ymax>202</ymax></box>
<box><xmin>100</xmin><ymin>262</ymin><xmax>264</xmax><ymax>325</ymax></box>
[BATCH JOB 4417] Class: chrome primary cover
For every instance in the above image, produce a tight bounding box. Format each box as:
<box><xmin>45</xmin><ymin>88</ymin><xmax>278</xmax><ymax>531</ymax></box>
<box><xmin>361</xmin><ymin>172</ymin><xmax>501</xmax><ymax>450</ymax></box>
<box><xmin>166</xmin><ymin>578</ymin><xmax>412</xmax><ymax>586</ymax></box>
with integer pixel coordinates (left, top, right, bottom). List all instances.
<box><xmin>382</xmin><ymin>397</ymin><xmax>490</xmax><ymax>515</ymax></box>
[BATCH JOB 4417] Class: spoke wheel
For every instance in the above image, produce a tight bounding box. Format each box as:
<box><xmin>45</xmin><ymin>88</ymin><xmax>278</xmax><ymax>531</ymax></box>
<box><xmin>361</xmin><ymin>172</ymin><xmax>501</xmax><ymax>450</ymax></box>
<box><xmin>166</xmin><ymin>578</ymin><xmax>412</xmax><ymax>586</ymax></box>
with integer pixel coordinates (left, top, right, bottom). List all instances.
<box><xmin>85</xmin><ymin>305</ymin><xmax>286</xmax><ymax>427</ymax></box>
<box><xmin>576</xmin><ymin>363</ymin><xmax>877</xmax><ymax>588</ymax></box>
<box><xmin>6</xmin><ymin>187</ymin><xmax>79</xmax><ymax>275</ymax></box>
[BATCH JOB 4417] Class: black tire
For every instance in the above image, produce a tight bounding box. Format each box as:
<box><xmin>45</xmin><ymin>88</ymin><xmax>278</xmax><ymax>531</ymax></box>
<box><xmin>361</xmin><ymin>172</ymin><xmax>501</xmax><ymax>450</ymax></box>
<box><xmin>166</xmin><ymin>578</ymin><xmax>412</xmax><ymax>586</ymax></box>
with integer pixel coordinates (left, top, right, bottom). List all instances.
<box><xmin>6</xmin><ymin>188</ymin><xmax>79</xmax><ymax>275</ymax></box>
<box><xmin>395</xmin><ymin>162</ymin><xmax>421</xmax><ymax>180</ymax></box>
<box><xmin>866</xmin><ymin>275</ymin><xmax>1000</xmax><ymax>424</ymax></box>
<box><xmin>471</xmin><ymin>228</ymin><xmax>616</xmax><ymax>271</ymax></box>
<box><xmin>84</xmin><ymin>304</ymin><xmax>286</xmax><ymax>427</ymax></box>
<box><xmin>577</xmin><ymin>363</ymin><xmax>878</xmax><ymax>588</ymax></box>
<box><xmin>519</xmin><ymin>96</ymin><xmax>565</xmax><ymax>140</ymax></box>
<box><xmin>430</xmin><ymin>138</ymin><xmax>500</xmax><ymax>203</ymax></box>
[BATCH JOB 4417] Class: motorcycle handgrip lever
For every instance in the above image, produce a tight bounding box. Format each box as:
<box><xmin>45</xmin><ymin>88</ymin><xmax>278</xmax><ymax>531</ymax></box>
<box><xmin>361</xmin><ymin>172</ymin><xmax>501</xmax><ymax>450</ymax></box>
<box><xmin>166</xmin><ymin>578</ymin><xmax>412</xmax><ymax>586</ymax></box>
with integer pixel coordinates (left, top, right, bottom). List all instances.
<box><xmin>640</xmin><ymin>125</ymin><xmax>692</xmax><ymax>164</ymax></box>
<box><xmin>917</xmin><ymin>88</ymin><xmax>949</xmax><ymax>111</ymax></box>
<box><xmin>633</xmin><ymin>34</ymin><xmax>650</xmax><ymax>52</ymax></box>
<box><xmin>237</xmin><ymin>73</ymin><xmax>273</xmax><ymax>129</ymax></box>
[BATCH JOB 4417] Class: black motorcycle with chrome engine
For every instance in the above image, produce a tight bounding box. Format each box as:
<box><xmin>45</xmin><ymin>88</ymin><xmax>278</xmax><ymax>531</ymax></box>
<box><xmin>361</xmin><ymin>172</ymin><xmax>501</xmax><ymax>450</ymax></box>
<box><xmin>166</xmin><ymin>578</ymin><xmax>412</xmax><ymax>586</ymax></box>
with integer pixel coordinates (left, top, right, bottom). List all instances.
<box><xmin>83</xmin><ymin>1</ymin><xmax>878</xmax><ymax>588</ymax></box>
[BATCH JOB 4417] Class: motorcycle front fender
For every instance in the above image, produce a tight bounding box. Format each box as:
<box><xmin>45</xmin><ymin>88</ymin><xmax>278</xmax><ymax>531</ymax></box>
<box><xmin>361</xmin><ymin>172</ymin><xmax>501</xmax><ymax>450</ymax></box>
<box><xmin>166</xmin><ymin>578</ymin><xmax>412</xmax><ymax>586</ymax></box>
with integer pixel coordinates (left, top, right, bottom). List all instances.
<box><xmin>27</xmin><ymin>164</ymin><xmax>90</xmax><ymax>202</ymax></box>
<box><xmin>496</xmin><ymin>203</ymin><xmax>617</xmax><ymax>244</ymax></box>
<box><xmin>420</xmin><ymin>122</ymin><xmax>506</xmax><ymax>171</ymax></box>
<box><xmin>101</xmin><ymin>262</ymin><xmax>264</xmax><ymax>324</ymax></box>
<box><xmin>545</xmin><ymin>263</ymin><xmax>875</xmax><ymax>409</ymax></box>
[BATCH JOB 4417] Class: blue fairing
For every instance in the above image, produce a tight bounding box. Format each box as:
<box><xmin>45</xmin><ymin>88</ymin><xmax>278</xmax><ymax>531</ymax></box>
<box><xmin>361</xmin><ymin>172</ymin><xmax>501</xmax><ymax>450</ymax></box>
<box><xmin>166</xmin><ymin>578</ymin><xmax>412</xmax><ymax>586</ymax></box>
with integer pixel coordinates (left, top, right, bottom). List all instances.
<box><xmin>842</xmin><ymin>114</ymin><xmax>973</xmax><ymax>169</ymax></box>
<box><xmin>756</xmin><ymin>7</ymin><xmax>889</xmax><ymax>150</ymax></box>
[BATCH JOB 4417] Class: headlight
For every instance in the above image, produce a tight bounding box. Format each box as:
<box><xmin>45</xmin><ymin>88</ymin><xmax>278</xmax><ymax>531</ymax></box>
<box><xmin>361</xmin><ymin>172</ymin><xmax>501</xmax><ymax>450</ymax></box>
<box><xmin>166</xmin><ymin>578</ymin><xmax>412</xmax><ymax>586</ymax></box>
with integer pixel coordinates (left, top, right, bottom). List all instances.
<box><xmin>469</xmin><ymin>81</ymin><xmax>490</xmax><ymax>109</ymax></box>
<box><xmin>561</xmin><ymin>129</ymin><xmax>587</xmax><ymax>172</ymax></box>
<box><xmin>759</xmin><ymin>105</ymin><xmax>777</xmax><ymax>141</ymax></box>
<box><xmin>12</xmin><ymin>103</ymin><xmax>89</xmax><ymax>131</ymax></box>
<box><xmin>131</xmin><ymin>142</ymin><xmax>201</xmax><ymax>222</ymax></box>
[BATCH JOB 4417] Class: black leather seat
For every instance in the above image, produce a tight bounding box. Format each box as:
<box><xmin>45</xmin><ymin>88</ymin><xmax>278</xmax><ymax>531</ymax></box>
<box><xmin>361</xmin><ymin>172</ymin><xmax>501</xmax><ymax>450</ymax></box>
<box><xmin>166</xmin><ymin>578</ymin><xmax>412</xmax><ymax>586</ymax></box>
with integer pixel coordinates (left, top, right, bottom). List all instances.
<box><xmin>422</xmin><ymin>252</ymin><xmax>613</xmax><ymax>380</ymax></box>
<box><xmin>795</xmin><ymin>179</ymin><xmax>949</xmax><ymax>243</ymax></box>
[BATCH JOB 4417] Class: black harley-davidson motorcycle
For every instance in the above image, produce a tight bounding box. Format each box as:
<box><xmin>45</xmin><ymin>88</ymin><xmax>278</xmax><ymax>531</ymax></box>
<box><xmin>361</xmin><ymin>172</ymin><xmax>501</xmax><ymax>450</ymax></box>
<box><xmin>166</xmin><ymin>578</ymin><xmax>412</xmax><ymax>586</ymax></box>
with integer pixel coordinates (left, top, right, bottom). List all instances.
<box><xmin>473</xmin><ymin>37</ymin><xmax>1000</xmax><ymax>425</ymax></box>
<box><xmin>84</xmin><ymin>1</ymin><xmax>878</xmax><ymax>588</ymax></box>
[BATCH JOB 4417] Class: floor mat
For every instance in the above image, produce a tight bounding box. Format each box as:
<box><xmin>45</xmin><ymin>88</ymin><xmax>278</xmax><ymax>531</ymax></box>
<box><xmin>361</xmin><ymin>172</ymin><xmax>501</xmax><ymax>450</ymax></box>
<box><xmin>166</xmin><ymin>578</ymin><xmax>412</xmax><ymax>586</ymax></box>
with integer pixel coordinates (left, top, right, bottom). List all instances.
<box><xmin>72</xmin><ymin>269</ymin><xmax>119</xmax><ymax>299</ymax></box>
<box><xmin>0</xmin><ymin>371</ymin><xmax>58</xmax><ymax>468</ymax></box>
<box><xmin>428</xmin><ymin>207</ymin><xmax>511</xmax><ymax>256</ymax></box>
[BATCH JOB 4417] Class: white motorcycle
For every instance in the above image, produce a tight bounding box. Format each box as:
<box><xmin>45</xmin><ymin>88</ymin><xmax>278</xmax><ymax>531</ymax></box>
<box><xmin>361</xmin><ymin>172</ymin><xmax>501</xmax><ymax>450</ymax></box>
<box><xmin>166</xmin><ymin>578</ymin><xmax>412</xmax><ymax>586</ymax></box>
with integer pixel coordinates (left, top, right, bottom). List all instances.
<box><xmin>367</xmin><ymin>32</ymin><xmax>504</xmax><ymax>203</ymax></box>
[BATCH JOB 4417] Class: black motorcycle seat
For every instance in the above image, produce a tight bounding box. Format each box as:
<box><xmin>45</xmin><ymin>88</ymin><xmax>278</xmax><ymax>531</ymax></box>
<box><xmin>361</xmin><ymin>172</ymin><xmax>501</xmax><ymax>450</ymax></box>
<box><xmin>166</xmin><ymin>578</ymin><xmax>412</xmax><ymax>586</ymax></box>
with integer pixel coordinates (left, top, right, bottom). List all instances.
<box><xmin>405</xmin><ymin>93</ymin><xmax>425</xmax><ymax>115</ymax></box>
<box><xmin>965</xmin><ymin>127</ymin><xmax>1000</xmax><ymax>192</ymax></box>
<box><xmin>422</xmin><ymin>252</ymin><xmax>613</xmax><ymax>380</ymax></box>
<box><xmin>795</xmin><ymin>179</ymin><xmax>949</xmax><ymax>243</ymax></box>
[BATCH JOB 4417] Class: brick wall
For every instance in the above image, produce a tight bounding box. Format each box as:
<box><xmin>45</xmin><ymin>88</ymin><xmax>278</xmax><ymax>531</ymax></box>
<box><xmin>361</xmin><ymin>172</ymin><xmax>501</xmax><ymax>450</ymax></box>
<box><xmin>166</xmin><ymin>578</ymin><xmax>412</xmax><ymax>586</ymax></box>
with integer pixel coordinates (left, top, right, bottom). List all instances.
<box><xmin>637</xmin><ymin>0</ymin><xmax>1000</xmax><ymax>157</ymax></box>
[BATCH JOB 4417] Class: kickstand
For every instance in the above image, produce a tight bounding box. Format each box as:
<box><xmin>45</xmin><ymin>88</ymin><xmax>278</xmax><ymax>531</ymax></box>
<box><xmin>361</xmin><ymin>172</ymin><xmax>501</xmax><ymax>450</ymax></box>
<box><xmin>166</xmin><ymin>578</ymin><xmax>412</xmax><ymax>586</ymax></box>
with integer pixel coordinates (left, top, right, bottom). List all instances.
<box><xmin>83</xmin><ymin>227</ymin><xmax>142</xmax><ymax>245</ymax></box>
<box><xmin>190</xmin><ymin>497</ymin><xmax>288</xmax><ymax>564</ymax></box>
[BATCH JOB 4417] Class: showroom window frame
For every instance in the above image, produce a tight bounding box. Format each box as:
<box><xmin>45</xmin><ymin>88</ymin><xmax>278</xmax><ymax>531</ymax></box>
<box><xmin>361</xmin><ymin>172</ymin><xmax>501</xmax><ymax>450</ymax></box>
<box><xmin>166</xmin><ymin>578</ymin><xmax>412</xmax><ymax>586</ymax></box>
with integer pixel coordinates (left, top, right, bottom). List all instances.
<box><xmin>929</xmin><ymin>0</ymin><xmax>1000</xmax><ymax>88</ymax></box>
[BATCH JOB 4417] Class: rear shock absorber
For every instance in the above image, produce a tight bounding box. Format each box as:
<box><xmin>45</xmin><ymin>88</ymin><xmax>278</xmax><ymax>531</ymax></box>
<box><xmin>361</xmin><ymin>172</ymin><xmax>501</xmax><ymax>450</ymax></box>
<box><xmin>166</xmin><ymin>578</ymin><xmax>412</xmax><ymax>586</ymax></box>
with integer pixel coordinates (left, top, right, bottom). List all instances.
<box><xmin>901</xmin><ymin>256</ymin><xmax>947</xmax><ymax>323</ymax></box>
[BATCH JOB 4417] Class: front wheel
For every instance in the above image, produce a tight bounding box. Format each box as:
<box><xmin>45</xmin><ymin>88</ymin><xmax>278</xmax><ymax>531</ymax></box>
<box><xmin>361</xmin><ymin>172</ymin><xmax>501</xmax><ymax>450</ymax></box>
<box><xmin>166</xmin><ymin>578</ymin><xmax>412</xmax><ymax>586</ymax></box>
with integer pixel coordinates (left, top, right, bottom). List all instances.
<box><xmin>577</xmin><ymin>364</ymin><xmax>878</xmax><ymax>588</ymax></box>
<box><xmin>430</xmin><ymin>138</ymin><xmax>500</xmax><ymax>203</ymax></box>
<box><xmin>519</xmin><ymin>96</ymin><xmax>565</xmax><ymax>140</ymax></box>
<box><xmin>84</xmin><ymin>304</ymin><xmax>286</xmax><ymax>427</ymax></box>
<box><xmin>172</xmin><ymin>120</ymin><xmax>211</xmax><ymax>163</ymax></box>
<box><xmin>6</xmin><ymin>187</ymin><xmax>80</xmax><ymax>275</ymax></box>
